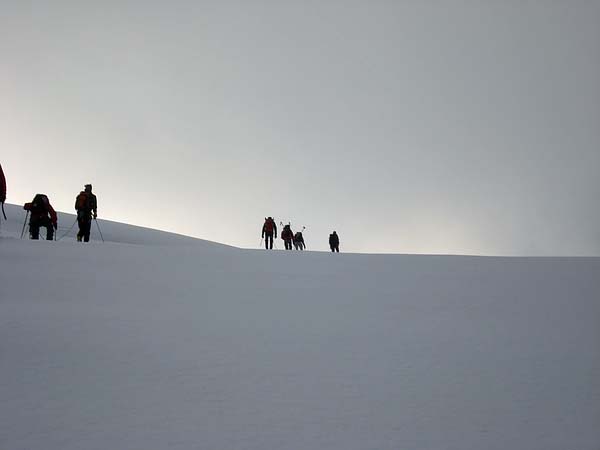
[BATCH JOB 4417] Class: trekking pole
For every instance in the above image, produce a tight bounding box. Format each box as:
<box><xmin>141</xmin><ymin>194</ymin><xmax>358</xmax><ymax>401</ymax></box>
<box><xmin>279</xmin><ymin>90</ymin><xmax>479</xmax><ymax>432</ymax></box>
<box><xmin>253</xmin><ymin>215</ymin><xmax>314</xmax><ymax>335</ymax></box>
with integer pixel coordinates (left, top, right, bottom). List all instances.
<box><xmin>20</xmin><ymin>211</ymin><xmax>29</xmax><ymax>239</ymax></box>
<box><xmin>260</xmin><ymin>237</ymin><xmax>264</xmax><ymax>248</ymax></box>
<box><xmin>94</xmin><ymin>218</ymin><xmax>105</xmax><ymax>242</ymax></box>
<box><xmin>1</xmin><ymin>202</ymin><xmax>6</xmax><ymax>220</ymax></box>
<box><xmin>57</xmin><ymin>219</ymin><xmax>77</xmax><ymax>241</ymax></box>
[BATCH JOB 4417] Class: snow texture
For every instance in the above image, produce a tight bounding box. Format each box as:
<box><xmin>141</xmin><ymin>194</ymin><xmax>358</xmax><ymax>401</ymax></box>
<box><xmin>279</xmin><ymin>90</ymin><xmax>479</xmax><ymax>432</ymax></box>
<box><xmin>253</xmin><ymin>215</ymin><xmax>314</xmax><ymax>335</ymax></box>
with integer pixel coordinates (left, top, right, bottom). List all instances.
<box><xmin>1</xmin><ymin>203</ymin><xmax>599</xmax><ymax>450</ymax></box>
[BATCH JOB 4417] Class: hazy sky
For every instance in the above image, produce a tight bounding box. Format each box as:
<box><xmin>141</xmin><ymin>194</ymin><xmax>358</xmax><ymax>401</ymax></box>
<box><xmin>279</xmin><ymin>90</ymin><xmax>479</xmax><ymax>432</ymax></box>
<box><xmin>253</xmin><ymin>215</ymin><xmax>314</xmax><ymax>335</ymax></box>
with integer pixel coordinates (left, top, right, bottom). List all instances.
<box><xmin>2</xmin><ymin>1</ymin><xmax>599</xmax><ymax>255</ymax></box>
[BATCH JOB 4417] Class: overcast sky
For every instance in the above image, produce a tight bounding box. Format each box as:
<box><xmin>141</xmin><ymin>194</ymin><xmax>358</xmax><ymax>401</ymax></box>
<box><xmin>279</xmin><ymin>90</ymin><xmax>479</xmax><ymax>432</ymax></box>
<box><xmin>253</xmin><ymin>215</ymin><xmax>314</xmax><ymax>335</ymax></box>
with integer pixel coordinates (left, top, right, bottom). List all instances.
<box><xmin>2</xmin><ymin>1</ymin><xmax>599</xmax><ymax>255</ymax></box>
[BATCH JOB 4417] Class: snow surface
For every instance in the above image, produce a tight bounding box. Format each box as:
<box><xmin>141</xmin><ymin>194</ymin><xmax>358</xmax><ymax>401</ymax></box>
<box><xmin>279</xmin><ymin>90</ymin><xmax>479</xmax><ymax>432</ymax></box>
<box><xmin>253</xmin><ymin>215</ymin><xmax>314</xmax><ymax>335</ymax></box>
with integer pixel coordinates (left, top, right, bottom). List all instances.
<box><xmin>1</xmin><ymin>203</ymin><xmax>599</xmax><ymax>450</ymax></box>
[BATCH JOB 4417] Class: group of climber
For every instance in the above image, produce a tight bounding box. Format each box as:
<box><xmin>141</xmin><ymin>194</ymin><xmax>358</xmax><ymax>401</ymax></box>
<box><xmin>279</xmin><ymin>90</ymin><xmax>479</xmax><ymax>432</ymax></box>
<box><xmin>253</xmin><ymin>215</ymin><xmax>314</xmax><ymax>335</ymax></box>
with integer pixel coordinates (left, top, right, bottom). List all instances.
<box><xmin>261</xmin><ymin>217</ymin><xmax>340</xmax><ymax>253</ymax></box>
<box><xmin>2</xmin><ymin>163</ymin><xmax>339</xmax><ymax>251</ymax></box>
<box><xmin>0</xmin><ymin>163</ymin><xmax>98</xmax><ymax>242</ymax></box>
<box><xmin>280</xmin><ymin>222</ymin><xmax>305</xmax><ymax>251</ymax></box>
<box><xmin>262</xmin><ymin>218</ymin><xmax>307</xmax><ymax>251</ymax></box>
<box><xmin>21</xmin><ymin>184</ymin><xmax>97</xmax><ymax>242</ymax></box>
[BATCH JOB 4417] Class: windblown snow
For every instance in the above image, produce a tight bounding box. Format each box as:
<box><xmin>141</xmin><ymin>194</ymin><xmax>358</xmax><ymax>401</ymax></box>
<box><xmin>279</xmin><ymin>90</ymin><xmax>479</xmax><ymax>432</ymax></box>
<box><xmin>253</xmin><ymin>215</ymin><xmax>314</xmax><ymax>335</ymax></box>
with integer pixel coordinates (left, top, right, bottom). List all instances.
<box><xmin>1</xmin><ymin>204</ymin><xmax>599</xmax><ymax>450</ymax></box>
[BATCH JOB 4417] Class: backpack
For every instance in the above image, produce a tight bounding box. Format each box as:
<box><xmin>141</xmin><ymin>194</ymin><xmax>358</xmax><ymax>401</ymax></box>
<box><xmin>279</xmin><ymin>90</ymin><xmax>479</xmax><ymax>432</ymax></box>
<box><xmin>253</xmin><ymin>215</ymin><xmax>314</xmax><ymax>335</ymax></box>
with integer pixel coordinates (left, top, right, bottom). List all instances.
<box><xmin>264</xmin><ymin>218</ymin><xmax>275</xmax><ymax>233</ymax></box>
<box><xmin>31</xmin><ymin>194</ymin><xmax>49</xmax><ymax>214</ymax></box>
<box><xmin>76</xmin><ymin>192</ymin><xmax>89</xmax><ymax>211</ymax></box>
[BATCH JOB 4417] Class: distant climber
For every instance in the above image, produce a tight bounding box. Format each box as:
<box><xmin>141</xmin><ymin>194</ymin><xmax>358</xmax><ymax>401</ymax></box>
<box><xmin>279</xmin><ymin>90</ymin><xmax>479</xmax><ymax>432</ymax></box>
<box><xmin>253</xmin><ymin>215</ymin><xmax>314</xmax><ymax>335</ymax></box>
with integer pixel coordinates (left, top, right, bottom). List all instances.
<box><xmin>23</xmin><ymin>194</ymin><xmax>57</xmax><ymax>240</ymax></box>
<box><xmin>281</xmin><ymin>223</ymin><xmax>294</xmax><ymax>250</ymax></box>
<box><xmin>329</xmin><ymin>231</ymin><xmax>339</xmax><ymax>253</ymax></box>
<box><xmin>262</xmin><ymin>217</ymin><xmax>277</xmax><ymax>249</ymax></box>
<box><xmin>0</xmin><ymin>163</ymin><xmax>6</xmax><ymax>220</ymax></box>
<box><xmin>75</xmin><ymin>184</ymin><xmax>98</xmax><ymax>242</ymax></box>
<box><xmin>293</xmin><ymin>231</ymin><xmax>305</xmax><ymax>250</ymax></box>
<box><xmin>0</xmin><ymin>163</ymin><xmax>6</xmax><ymax>204</ymax></box>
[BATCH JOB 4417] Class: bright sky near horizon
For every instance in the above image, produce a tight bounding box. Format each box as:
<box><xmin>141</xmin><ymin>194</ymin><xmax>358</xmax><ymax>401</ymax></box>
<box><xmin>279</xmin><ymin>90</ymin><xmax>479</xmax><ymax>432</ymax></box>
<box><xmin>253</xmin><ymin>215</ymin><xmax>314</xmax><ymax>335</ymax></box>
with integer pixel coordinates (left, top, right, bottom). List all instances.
<box><xmin>2</xmin><ymin>1</ymin><xmax>599</xmax><ymax>255</ymax></box>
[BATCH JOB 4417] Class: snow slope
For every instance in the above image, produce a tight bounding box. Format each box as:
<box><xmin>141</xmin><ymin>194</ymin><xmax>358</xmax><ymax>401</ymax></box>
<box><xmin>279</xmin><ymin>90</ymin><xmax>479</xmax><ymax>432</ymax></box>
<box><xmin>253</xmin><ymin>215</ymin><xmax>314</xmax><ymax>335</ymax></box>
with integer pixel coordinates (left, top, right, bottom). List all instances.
<box><xmin>0</xmin><ymin>203</ymin><xmax>229</xmax><ymax>248</ymax></box>
<box><xmin>1</xmin><ymin>205</ymin><xmax>599</xmax><ymax>450</ymax></box>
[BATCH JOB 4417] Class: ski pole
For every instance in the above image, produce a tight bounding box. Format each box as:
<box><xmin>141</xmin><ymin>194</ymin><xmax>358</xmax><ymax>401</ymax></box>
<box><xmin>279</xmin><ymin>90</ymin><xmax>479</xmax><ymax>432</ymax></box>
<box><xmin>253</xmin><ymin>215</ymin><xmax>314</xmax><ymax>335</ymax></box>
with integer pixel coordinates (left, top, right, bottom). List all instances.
<box><xmin>94</xmin><ymin>218</ymin><xmax>105</xmax><ymax>242</ymax></box>
<box><xmin>260</xmin><ymin>237</ymin><xmax>264</xmax><ymax>248</ymax></box>
<box><xmin>1</xmin><ymin>202</ymin><xmax>6</xmax><ymax>220</ymax></box>
<box><xmin>20</xmin><ymin>211</ymin><xmax>29</xmax><ymax>239</ymax></box>
<box><xmin>57</xmin><ymin>219</ymin><xmax>77</xmax><ymax>241</ymax></box>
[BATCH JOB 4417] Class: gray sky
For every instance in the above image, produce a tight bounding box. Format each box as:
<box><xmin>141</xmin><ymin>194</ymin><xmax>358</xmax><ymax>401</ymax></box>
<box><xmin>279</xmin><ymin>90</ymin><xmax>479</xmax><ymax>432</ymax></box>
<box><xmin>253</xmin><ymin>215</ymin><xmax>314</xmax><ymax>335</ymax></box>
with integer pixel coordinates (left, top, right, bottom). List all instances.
<box><xmin>2</xmin><ymin>0</ymin><xmax>599</xmax><ymax>255</ymax></box>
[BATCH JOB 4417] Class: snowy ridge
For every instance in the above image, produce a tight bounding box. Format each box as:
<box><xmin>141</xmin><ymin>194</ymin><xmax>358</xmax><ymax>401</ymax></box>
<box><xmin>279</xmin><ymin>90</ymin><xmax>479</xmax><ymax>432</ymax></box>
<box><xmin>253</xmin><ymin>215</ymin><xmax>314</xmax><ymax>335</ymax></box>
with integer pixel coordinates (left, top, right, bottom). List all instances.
<box><xmin>1</xmin><ymin>205</ymin><xmax>599</xmax><ymax>450</ymax></box>
<box><xmin>0</xmin><ymin>203</ymin><xmax>228</xmax><ymax>248</ymax></box>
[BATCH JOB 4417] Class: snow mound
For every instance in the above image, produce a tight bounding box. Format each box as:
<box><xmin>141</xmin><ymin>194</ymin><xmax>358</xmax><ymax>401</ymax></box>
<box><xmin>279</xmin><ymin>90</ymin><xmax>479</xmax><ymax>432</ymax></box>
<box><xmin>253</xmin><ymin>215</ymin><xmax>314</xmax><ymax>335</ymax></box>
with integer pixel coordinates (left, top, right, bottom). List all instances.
<box><xmin>0</xmin><ymin>203</ymin><xmax>228</xmax><ymax>248</ymax></box>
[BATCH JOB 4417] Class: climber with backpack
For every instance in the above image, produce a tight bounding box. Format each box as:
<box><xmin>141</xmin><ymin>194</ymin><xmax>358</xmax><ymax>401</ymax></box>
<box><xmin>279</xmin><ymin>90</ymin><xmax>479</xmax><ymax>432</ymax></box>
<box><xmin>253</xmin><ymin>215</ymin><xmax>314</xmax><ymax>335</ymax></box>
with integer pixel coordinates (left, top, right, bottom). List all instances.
<box><xmin>281</xmin><ymin>223</ymin><xmax>294</xmax><ymax>250</ymax></box>
<box><xmin>0</xmin><ymin>163</ymin><xmax>6</xmax><ymax>221</ymax></box>
<box><xmin>329</xmin><ymin>231</ymin><xmax>340</xmax><ymax>253</ymax></box>
<box><xmin>262</xmin><ymin>217</ymin><xmax>277</xmax><ymax>249</ymax></box>
<box><xmin>75</xmin><ymin>184</ymin><xmax>98</xmax><ymax>242</ymax></box>
<box><xmin>23</xmin><ymin>194</ymin><xmax>58</xmax><ymax>240</ymax></box>
<box><xmin>293</xmin><ymin>230</ymin><xmax>305</xmax><ymax>250</ymax></box>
